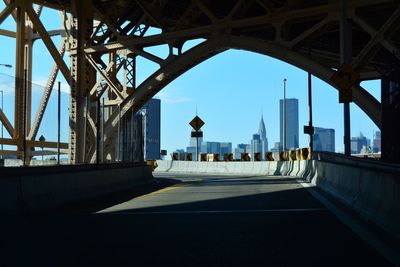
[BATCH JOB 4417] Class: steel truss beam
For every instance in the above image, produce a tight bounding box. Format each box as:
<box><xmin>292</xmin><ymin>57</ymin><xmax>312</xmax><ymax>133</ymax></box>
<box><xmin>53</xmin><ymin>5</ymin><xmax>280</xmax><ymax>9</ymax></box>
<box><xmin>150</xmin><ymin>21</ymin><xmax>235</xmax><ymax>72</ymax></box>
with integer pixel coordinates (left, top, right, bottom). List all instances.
<box><xmin>2</xmin><ymin>0</ymin><xmax>398</xmax><ymax>163</ymax></box>
<box><xmin>0</xmin><ymin>0</ymin><xmax>69</xmax><ymax>163</ymax></box>
<box><xmin>97</xmin><ymin>35</ymin><xmax>381</xmax><ymax>161</ymax></box>
<box><xmin>80</xmin><ymin>1</ymin><xmax>394</xmax><ymax>162</ymax></box>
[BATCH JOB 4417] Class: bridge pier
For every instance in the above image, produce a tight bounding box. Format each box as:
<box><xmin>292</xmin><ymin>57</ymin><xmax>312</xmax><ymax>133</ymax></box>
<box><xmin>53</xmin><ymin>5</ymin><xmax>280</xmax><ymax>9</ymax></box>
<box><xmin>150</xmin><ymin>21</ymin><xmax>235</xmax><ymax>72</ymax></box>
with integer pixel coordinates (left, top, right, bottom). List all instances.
<box><xmin>381</xmin><ymin>65</ymin><xmax>400</xmax><ymax>163</ymax></box>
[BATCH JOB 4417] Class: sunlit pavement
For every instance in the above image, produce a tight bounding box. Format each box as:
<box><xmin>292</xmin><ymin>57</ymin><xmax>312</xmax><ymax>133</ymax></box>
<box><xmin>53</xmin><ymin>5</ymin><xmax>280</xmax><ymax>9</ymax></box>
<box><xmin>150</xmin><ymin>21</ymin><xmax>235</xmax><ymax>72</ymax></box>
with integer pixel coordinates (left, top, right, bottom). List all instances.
<box><xmin>1</xmin><ymin>174</ymin><xmax>392</xmax><ymax>266</ymax></box>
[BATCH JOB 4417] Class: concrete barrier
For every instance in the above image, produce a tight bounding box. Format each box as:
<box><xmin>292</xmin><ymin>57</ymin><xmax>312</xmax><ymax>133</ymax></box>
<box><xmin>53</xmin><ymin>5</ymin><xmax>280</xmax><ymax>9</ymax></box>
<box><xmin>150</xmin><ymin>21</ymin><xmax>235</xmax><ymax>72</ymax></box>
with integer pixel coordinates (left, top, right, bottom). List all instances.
<box><xmin>310</xmin><ymin>152</ymin><xmax>400</xmax><ymax>241</ymax></box>
<box><xmin>0</xmin><ymin>162</ymin><xmax>153</xmax><ymax>214</ymax></box>
<box><xmin>155</xmin><ymin>160</ymin><xmax>302</xmax><ymax>176</ymax></box>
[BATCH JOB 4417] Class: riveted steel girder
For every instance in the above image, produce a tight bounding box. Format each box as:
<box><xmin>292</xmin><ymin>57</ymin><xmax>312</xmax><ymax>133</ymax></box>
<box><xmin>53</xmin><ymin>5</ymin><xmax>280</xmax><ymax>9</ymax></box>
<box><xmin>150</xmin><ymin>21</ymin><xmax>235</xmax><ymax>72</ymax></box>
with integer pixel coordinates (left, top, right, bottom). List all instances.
<box><xmin>2</xmin><ymin>0</ymin><xmax>400</xmax><ymax>163</ymax></box>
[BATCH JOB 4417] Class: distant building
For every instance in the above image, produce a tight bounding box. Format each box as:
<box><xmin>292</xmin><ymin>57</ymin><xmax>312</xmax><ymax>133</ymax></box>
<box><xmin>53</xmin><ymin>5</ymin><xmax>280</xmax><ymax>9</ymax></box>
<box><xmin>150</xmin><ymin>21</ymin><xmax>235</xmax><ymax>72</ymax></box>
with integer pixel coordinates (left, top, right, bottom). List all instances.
<box><xmin>237</xmin><ymin>143</ymin><xmax>247</xmax><ymax>151</ymax></box>
<box><xmin>252</xmin><ymin>115</ymin><xmax>268</xmax><ymax>159</ymax></box>
<box><xmin>201</xmin><ymin>141</ymin><xmax>220</xmax><ymax>154</ymax></box>
<box><xmin>234</xmin><ymin>143</ymin><xmax>248</xmax><ymax>160</ymax></box>
<box><xmin>246</xmin><ymin>144</ymin><xmax>251</xmax><ymax>153</ymax></box>
<box><xmin>251</xmin><ymin>134</ymin><xmax>261</xmax><ymax>160</ymax></box>
<box><xmin>120</xmin><ymin>111</ymin><xmax>143</xmax><ymax>161</ymax></box>
<box><xmin>258</xmin><ymin>115</ymin><xmax>268</xmax><ymax>150</ymax></box>
<box><xmin>270</xmin><ymin>142</ymin><xmax>282</xmax><ymax>153</ymax></box>
<box><xmin>313</xmin><ymin>127</ymin><xmax>335</xmax><ymax>152</ymax></box>
<box><xmin>220</xmin><ymin>142</ymin><xmax>232</xmax><ymax>155</ymax></box>
<box><xmin>234</xmin><ymin>148</ymin><xmax>244</xmax><ymax>160</ymax></box>
<box><xmin>373</xmin><ymin>131</ymin><xmax>381</xmax><ymax>153</ymax></box>
<box><xmin>280</xmin><ymin>98</ymin><xmax>299</xmax><ymax>150</ymax></box>
<box><xmin>141</xmin><ymin>98</ymin><xmax>161</xmax><ymax>160</ymax></box>
<box><xmin>351</xmin><ymin>132</ymin><xmax>370</xmax><ymax>154</ymax></box>
<box><xmin>190</xmin><ymin>136</ymin><xmax>203</xmax><ymax>149</ymax></box>
<box><xmin>186</xmin><ymin>146</ymin><xmax>197</xmax><ymax>160</ymax></box>
<box><xmin>201</xmin><ymin>141</ymin><xmax>231</xmax><ymax>155</ymax></box>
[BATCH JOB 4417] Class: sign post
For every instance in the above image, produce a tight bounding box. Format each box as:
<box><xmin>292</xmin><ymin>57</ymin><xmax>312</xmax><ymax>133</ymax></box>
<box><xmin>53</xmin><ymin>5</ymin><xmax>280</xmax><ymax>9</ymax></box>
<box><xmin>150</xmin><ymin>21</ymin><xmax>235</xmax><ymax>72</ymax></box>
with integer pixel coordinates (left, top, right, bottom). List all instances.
<box><xmin>189</xmin><ymin>115</ymin><xmax>205</xmax><ymax>161</ymax></box>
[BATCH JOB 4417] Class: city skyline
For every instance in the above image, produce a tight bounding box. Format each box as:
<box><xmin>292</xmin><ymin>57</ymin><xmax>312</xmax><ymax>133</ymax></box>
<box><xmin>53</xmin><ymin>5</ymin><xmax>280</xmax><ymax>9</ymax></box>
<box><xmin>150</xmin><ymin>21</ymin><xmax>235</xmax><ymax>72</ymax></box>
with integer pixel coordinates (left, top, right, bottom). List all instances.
<box><xmin>156</xmin><ymin>48</ymin><xmax>380</xmax><ymax>156</ymax></box>
<box><xmin>172</xmin><ymin>107</ymin><xmax>378</xmax><ymax>156</ymax></box>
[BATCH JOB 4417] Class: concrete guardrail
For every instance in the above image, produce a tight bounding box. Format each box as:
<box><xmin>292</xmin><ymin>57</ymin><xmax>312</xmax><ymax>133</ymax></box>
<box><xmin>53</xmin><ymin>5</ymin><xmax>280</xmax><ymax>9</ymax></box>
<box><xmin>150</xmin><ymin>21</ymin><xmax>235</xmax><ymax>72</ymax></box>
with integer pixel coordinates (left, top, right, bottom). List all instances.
<box><xmin>0</xmin><ymin>162</ymin><xmax>153</xmax><ymax>214</ymax></box>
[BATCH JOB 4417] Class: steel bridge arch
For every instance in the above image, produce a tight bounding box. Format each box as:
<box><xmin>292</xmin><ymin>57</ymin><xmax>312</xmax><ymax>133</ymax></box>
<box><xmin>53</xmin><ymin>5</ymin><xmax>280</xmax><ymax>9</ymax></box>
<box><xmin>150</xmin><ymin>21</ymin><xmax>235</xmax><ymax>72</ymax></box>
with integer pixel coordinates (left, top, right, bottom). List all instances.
<box><xmin>102</xmin><ymin>35</ymin><xmax>381</xmax><ymax>160</ymax></box>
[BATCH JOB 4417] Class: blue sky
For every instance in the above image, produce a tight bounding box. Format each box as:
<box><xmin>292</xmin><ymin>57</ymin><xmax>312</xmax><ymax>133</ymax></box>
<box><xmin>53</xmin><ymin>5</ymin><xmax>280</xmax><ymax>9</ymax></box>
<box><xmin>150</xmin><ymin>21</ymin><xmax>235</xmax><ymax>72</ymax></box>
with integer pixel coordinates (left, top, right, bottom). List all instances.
<box><xmin>156</xmin><ymin>50</ymin><xmax>380</xmax><ymax>154</ymax></box>
<box><xmin>0</xmin><ymin>5</ymin><xmax>380</xmax><ymax>155</ymax></box>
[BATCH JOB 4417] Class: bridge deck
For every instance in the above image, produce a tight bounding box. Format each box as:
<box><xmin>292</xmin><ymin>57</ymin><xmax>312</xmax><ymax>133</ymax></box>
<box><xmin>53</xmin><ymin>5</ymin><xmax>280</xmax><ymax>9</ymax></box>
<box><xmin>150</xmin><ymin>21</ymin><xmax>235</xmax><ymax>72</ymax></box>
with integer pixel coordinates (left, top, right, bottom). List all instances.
<box><xmin>2</xmin><ymin>174</ymin><xmax>393</xmax><ymax>266</ymax></box>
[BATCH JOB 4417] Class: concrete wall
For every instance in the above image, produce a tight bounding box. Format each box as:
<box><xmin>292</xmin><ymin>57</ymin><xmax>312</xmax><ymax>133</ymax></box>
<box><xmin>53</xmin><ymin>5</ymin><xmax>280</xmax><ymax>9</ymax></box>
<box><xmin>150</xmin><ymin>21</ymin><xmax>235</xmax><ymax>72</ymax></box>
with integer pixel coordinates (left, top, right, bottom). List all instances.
<box><xmin>0</xmin><ymin>162</ymin><xmax>153</xmax><ymax>214</ymax></box>
<box><xmin>156</xmin><ymin>157</ymin><xmax>400</xmax><ymax>240</ymax></box>
<box><xmin>309</xmin><ymin>153</ymin><xmax>400</xmax><ymax>241</ymax></box>
<box><xmin>155</xmin><ymin>160</ymin><xmax>312</xmax><ymax>177</ymax></box>
<box><xmin>0</xmin><ymin>159</ymin><xmax>70</xmax><ymax>167</ymax></box>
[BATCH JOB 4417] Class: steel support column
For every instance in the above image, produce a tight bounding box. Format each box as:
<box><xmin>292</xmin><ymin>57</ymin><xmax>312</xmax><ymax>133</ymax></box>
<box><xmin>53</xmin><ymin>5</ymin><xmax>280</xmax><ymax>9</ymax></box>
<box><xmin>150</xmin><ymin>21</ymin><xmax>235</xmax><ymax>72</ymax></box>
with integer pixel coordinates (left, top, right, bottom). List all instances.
<box><xmin>69</xmin><ymin>0</ymin><xmax>95</xmax><ymax>163</ymax></box>
<box><xmin>14</xmin><ymin>5</ymin><xmax>26</xmax><ymax>160</ymax></box>
<box><xmin>381</xmin><ymin>65</ymin><xmax>400</xmax><ymax>163</ymax></box>
<box><xmin>341</xmin><ymin>0</ymin><xmax>351</xmax><ymax>156</ymax></box>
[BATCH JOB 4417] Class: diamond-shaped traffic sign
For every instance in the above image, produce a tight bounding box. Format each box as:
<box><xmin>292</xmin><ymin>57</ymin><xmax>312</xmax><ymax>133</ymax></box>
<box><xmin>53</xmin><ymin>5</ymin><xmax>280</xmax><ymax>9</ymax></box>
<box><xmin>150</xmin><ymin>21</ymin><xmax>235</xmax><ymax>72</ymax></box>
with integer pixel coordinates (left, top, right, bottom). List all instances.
<box><xmin>189</xmin><ymin>116</ymin><xmax>205</xmax><ymax>131</ymax></box>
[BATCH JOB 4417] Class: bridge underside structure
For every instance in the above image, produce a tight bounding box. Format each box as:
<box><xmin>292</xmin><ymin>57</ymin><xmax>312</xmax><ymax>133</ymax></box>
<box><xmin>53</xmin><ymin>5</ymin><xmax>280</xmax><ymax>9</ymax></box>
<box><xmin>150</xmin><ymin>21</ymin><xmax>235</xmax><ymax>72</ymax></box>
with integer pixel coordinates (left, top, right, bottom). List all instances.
<box><xmin>0</xmin><ymin>0</ymin><xmax>399</xmax><ymax>164</ymax></box>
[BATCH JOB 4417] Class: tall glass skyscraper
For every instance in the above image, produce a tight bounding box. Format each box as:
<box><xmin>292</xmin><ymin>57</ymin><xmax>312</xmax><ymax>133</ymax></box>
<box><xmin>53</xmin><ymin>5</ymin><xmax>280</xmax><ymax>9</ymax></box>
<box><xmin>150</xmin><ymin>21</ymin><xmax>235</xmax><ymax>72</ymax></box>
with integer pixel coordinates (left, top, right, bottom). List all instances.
<box><xmin>373</xmin><ymin>131</ymin><xmax>381</xmax><ymax>153</ymax></box>
<box><xmin>313</xmin><ymin>127</ymin><xmax>335</xmax><ymax>152</ymax></box>
<box><xmin>141</xmin><ymin>98</ymin><xmax>161</xmax><ymax>160</ymax></box>
<box><xmin>119</xmin><ymin>98</ymin><xmax>160</xmax><ymax>161</ymax></box>
<box><xmin>250</xmin><ymin>133</ymin><xmax>261</xmax><ymax>156</ymax></box>
<box><xmin>250</xmin><ymin>115</ymin><xmax>268</xmax><ymax>160</ymax></box>
<box><xmin>280</xmin><ymin>98</ymin><xmax>299</xmax><ymax>150</ymax></box>
<box><xmin>350</xmin><ymin>132</ymin><xmax>370</xmax><ymax>154</ymax></box>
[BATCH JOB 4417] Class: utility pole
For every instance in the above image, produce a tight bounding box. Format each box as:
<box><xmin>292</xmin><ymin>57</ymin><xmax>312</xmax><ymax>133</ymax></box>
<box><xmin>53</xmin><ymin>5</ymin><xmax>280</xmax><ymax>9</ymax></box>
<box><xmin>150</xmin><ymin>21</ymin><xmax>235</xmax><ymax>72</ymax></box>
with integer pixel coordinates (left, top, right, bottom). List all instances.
<box><xmin>308</xmin><ymin>72</ymin><xmax>314</xmax><ymax>152</ymax></box>
<box><xmin>22</xmin><ymin>69</ymin><xmax>27</xmax><ymax>166</ymax></box>
<box><xmin>341</xmin><ymin>0</ymin><xmax>351</xmax><ymax>156</ymax></box>
<box><xmin>283</xmin><ymin>78</ymin><xmax>287</xmax><ymax>154</ymax></box>
<box><xmin>57</xmin><ymin>82</ymin><xmax>61</xmax><ymax>165</ymax></box>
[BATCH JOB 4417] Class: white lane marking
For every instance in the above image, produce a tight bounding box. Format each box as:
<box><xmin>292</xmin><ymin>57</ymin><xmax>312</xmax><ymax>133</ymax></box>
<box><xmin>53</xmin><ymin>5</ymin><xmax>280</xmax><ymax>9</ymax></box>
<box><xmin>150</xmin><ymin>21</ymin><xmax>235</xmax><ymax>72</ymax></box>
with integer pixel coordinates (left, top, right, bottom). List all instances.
<box><xmin>300</xmin><ymin>182</ymin><xmax>400</xmax><ymax>266</ymax></box>
<box><xmin>104</xmin><ymin>208</ymin><xmax>327</xmax><ymax>215</ymax></box>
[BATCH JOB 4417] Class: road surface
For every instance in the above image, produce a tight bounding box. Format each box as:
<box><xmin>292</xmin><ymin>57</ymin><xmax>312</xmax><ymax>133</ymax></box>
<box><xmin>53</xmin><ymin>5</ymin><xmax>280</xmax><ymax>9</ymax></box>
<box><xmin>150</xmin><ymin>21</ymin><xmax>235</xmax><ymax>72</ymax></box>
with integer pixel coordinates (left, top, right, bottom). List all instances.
<box><xmin>1</xmin><ymin>174</ymin><xmax>393</xmax><ymax>266</ymax></box>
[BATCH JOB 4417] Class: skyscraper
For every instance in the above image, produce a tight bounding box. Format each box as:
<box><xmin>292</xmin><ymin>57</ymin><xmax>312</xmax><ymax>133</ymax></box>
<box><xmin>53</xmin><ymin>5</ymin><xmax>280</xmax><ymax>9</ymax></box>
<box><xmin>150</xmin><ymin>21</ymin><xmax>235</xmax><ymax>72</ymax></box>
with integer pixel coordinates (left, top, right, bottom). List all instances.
<box><xmin>220</xmin><ymin>142</ymin><xmax>232</xmax><ymax>155</ymax></box>
<box><xmin>234</xmin><ymin>143</ymin><xmax>248</xmax><ymax>160</ymax></box>
<box><xmin>350</xmin><ymin>132</ymin><xmax>369</xmax><ymax>154</ymax></box>
<box><xmin>188</xmin><ymin>136</ymin><xmax>203</xmax><ymax>160</ymax></box>
<box><xmin>280</xmin><ymin>98</ymin><xmax>299</xmax><ymax>150</ymax></box>
<box><xmin>313</xmin><ymin>127</ymin><xmax>335</xmax><ymax>152</ymax></box>
<box><xmin>258</xmin><ymin>115</ymin><xmax>268</xmax><ymax>157</ymax></box>
<box><xmin>200</xmin><ymin>141</ymin><xmax>232</xmax><ymax>155</ymax></box>
<box><xmin>190</xmin><ymin>136</ymin><xmax>203</xmax><ymax>148</ymax></box>
<box><xmin>373</xmin><ymin>131</ymin><xmax>381</xmax><ymax>153</ymax></box>
<box><xmin>141</xmin><ymin>98</ymin><xmax>161</xmax><ymax>160</ymax></box>
<box><xmin>201</xmin><ymin>141</ymin><xmax>221</xmax><ymax>154</ymax></box>
<box><xmin>119</xmin><ymin>98</ymin><xmax>160</xmax><ymax>161</ymax></box>
<box><xmin>250</xmin><ymin>115</ymin><xmax>268</xmax><ymax>160</ymax></box>
<box><xmin>250</xmin><ymin>133</ymin><xmax>261</xmax><ymax>158</ymax></box>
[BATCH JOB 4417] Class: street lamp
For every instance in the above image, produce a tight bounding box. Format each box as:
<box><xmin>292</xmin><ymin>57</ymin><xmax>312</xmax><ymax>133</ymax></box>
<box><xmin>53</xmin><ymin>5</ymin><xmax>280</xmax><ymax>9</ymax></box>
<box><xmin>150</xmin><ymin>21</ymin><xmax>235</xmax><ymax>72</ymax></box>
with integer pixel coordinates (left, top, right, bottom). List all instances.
<box><xmin>0</xmin><ymin>63</ymin><xmax>12</xmax><ymax>160</ymax></box>
<box><xmin>283</xmin><ymin>78</ymin><xmax>287</xmax><ymax>154</ymax></box>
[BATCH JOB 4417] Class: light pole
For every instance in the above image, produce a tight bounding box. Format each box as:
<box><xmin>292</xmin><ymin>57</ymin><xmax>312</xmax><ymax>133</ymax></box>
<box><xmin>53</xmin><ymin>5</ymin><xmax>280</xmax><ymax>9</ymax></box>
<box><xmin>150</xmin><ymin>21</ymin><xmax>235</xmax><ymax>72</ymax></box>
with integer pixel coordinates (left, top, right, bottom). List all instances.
<box><xmin>0</xmin><ymin>63</ymin><xmax>12</xmax><ymax>160</ymax></box>
<box><xmin>283</xmin><ymin>78</ymin><xmax>287</xmax><ymax>154</ymax></box>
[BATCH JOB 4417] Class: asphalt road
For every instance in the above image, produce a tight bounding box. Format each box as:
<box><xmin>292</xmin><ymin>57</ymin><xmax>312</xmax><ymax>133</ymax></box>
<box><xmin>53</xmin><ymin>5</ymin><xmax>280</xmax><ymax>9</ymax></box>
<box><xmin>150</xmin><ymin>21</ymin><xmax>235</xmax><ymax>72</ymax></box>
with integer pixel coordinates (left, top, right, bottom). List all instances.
<box><xmin>1</xmin><ymin>174</ymin><xmax>393</xmax><ymax>266</ymax></box>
